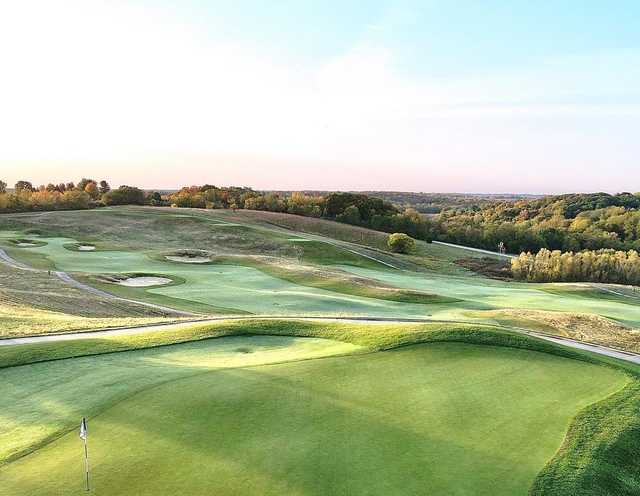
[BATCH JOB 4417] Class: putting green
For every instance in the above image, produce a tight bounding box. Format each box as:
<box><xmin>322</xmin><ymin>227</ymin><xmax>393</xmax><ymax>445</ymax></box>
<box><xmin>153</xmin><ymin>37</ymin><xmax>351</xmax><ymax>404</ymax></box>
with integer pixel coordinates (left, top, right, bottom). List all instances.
<box><xmin>0</xmin><ymin>335</ymin><xmax>363</xmax><ymax>464</ymax></box>
<box><xmin>0</xmin><ymin>340</ymin><xmax>625</xmax><ymax>495</ymax></box>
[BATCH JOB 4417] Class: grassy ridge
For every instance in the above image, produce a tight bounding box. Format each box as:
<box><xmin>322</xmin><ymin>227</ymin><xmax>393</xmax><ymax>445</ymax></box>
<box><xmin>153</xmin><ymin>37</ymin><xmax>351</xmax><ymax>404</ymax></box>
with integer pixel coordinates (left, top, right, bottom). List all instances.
<box><xmin>530</xmin><ymin>381</ymin><xmax>640</xmax><ymax>495</ymax></box>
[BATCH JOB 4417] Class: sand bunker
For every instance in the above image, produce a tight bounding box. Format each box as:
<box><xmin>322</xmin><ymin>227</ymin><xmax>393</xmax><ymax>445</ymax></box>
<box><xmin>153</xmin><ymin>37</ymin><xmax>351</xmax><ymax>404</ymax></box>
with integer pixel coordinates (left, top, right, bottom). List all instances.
<box><xmin>16</xmin><ymin>242</ymin><xmax>37</xmax><ymax>247</ymax></box>
<box><xmin>166</xmin><ymin>255</ymin><xmax>211</xmax><ymax>263</ymax></box>
<box><xmin>78</xmin><ymin>245</ymin><xmax>96</xmax><ymax>251</ymax></box>
<box><xmin>118</xmin><ymin>276</ymin><xmax>172</xmax><ymax>287</ymax></box>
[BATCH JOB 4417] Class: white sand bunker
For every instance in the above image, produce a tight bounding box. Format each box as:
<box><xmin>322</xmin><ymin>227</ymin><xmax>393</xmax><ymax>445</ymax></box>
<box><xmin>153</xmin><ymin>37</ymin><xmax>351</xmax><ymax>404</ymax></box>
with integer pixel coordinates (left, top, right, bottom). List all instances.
<box><xmin>78</xmin><ymin>245</ymin><xmax>96</xmax><ymax>251</ymax></box>
<box><xmin>118</xmin><ymin>276</ymin><xmax>172</xmax><ymax>287</ymax></box>
<box><xmin>166</xmin><ymin>255</ymin><xmax>211</xmax><ymax>263</ymax></box>
<box><xmin>17</xmin><ymin>242</ymin><xmax>37</xmax><ymax>247</ymax></box>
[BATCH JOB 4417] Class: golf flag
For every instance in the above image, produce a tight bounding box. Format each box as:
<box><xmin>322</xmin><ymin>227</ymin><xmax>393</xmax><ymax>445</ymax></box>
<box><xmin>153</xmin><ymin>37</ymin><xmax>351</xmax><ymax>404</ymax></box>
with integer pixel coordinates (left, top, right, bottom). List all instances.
<box><xmin>80</xmin><ymin>418</ymin><xmax>87</xmax><ymax>441</ymax></box>
<box><xmin>80</xmin><ymin>417</ymin><xmax>90</xmax><ymax>491</ymax></box>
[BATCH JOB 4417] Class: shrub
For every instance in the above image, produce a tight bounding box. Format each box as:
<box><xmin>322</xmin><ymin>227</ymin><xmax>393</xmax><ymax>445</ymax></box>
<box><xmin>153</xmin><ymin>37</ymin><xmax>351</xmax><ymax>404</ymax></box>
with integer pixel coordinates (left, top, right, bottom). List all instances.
<box><xmin>387</xmin><ymin>233</ymin><xmax>415</xmax><ymax>253</ymax></box>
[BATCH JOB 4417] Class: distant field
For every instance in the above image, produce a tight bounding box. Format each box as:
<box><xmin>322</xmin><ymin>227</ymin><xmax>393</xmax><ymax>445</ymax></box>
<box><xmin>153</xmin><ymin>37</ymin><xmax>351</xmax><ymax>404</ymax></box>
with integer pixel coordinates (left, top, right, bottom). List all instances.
<box><xmin>0</xmin><ymin>333</ymin><xmax>626</xmax><ymax>495</ymax></box>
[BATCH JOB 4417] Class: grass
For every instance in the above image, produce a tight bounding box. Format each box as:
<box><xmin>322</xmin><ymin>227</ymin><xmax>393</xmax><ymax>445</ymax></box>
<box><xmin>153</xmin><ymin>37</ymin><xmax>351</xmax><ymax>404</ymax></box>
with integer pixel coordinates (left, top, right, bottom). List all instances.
<box><xmin>1</xmin><ymin>233</ymin><xmax>446</xmax><ymax>317</ymax></box>
<box><xmin>216</xmin><ymin>256</ymin><xmax>459</xmax><ymax>305</ymax></box>
<box><xmin>470</xmin><ymin>309</ymin><xmax>640</xmax><ymax>353</ymax></box>
<box><xmin>0</xmin><ymin>302</ymin><xmax>182</xmax><ymax>338</ymax></box>
<box><xmin>0</xmin><ymin>320</ymin><xmax>628</xmax><ymax>495</ymax></box>
<box><xmin>3</xmin><ymin>207</ymin><xmax>640</xmax><ymax>338</ymax></box>
<box><xmin>0</xmin><ymin>263</ymin><xmax>177</xmax><ymax>323</ymax></box>
<box><xmin>2</xmin><ymin>207</ymin><xmax>640</xmax><ymax>493</ymax></box>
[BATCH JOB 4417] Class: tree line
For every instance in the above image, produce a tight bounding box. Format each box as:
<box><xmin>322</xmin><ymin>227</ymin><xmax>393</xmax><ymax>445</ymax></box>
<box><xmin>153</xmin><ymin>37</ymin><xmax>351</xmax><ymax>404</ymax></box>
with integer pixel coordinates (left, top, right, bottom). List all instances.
<box><xmin>511</xmin><ymin>248</ymin><xmax>640</xmax><ymax>285</ymax></box>
<box><xmin>167</xmin><ymin>186</ymin><xmax>437</xmax><ymax>242</ymax></box>
<box><xmin>0</xmin><ymin>178</ymin><xmax>150</xmax><ymax>212</ymax></box>
<box><xmin>434</xmin><ymin>192</ymin><xmax>640</xmax><ymax>253</ymax></box>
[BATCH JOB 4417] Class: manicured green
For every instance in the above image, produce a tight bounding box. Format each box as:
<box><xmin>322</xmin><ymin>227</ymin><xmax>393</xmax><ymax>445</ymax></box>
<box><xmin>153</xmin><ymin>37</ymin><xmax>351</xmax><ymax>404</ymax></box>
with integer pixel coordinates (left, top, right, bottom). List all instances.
<box><xmin>0</xmin><ymin>332</ymin><xmax>626</xmax><ymax>495</ymax></box>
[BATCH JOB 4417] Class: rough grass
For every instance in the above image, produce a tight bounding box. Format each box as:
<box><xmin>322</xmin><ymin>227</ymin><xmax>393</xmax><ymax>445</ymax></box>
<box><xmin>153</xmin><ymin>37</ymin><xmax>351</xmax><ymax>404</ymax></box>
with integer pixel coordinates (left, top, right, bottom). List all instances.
<box><xmin>474</xmin><ymin>308</ymin><xmax>640</xmax><ymax>353</ymax></box>
<box><xmin>0</xmin><ymin>302</ymin><xmax>182</xmax><ymax>338</ymax></box>
<box><xmin>530</xmin><ymin>380</ymin><xmax>640</xmax><ymax>495</ymax></box>
<box><xmin>539</xmin><ymin>284</ymin><xmax>640</xmax><ymax>305</ymax></box>
<box><xmin>0</xmin><ymin>263</ymin><xmax>176</xmax><ymax>321</ymax></box>
<box><xmin>221</xmin><ymin>208</ymin><xmax>391</xmax><ymax>249</ymax></box>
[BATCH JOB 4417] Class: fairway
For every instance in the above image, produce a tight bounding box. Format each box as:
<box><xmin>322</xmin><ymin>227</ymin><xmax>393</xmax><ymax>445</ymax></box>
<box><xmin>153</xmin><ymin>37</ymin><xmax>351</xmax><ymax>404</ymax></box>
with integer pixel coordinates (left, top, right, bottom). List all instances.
<box><xmin>2</xmin><ymin>208</ymin><xmax>640</xmax><ymax>333</ymax></box>
<box><xmin>0</xmin><ymin>338</ymin><xmax>626</xmax><ymax>495</ymax></box>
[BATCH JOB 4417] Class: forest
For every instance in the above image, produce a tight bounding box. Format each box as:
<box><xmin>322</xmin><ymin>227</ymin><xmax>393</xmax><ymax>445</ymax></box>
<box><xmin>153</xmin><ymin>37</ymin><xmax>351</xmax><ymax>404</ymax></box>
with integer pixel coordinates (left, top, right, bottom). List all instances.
<box><xmin>512</xmin><ymin>248</ymin><xmax>640</xmax><ymax>285</ymax></box>
<box><xmin>434</xmin><ymin>193</ymin><xmax>640</xmax><ymax>253</ymax></box>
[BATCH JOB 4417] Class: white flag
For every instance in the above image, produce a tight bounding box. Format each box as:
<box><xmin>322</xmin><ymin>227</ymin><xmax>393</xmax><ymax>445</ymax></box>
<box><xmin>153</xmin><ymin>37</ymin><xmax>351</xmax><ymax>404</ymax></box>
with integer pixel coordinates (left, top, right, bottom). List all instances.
<box><xmin>79</xmin><ymin>418</ymin><xmax>87</xmax><ymax>441</ymax></box>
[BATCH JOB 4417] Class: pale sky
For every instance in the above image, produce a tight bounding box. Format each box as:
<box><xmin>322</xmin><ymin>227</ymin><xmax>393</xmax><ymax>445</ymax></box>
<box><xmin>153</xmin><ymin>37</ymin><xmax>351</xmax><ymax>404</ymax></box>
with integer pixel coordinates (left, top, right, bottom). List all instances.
<box><xmin>0</xmin><ymin>0</ymin><xmax>639</xmax><ymax>193</ymax></box>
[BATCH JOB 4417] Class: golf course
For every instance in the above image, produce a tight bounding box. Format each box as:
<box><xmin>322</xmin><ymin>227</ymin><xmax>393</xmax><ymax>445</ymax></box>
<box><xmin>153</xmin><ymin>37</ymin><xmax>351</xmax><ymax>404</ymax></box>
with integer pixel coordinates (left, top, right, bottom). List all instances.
<box><xmin>1</xmin><ymin>207</ymin><xmax>640</xmax><ymax>495</ymax></box>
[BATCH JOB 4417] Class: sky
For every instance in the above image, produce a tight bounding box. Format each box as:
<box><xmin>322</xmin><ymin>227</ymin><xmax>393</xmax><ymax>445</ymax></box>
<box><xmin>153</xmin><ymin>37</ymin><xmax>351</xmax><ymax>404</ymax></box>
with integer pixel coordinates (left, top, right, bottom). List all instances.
<box><xmin>0</xmin><ymin>0</ymin><xmax>639</xmax><ymax>193</ymax></box>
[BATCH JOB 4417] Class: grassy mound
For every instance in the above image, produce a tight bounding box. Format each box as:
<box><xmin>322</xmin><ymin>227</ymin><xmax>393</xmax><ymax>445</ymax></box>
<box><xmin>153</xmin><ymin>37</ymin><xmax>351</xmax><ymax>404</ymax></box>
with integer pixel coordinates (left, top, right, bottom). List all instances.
<box><xmin>472</xmin><ymin>308</ymin><xmax>640</xmax><ymax>353</ymax></box>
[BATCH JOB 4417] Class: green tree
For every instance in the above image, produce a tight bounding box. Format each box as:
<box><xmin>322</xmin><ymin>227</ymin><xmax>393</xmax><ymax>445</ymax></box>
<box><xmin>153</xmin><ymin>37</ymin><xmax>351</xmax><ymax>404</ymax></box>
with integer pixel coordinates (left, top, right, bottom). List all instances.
<box><xmin>103</xmin><ymin>186</ymin><xmax>145</xmax><ymax>205</ymax></box>
<box><xmin>99</xmin><ymin>180</ymin><xmax>111</xmax><ymax>195</ymax></box>
<box><xmin>0</xmin><ymin>180</ymin><xmax>6</xmax><ymax>194</ymax></box>
<box><xmin>15</xmin><ymin>180</ymin><xmax>34</xmax><ymax>192</ymax></box>
<box><xmin>387</xmin><ymin>233</ymin><xmax>415</xmax><ymax>254</ymax></box>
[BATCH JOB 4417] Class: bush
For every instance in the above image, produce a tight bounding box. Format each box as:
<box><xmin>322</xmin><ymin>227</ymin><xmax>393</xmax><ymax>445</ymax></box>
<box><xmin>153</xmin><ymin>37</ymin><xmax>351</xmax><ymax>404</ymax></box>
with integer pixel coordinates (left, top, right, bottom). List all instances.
<box><xmin>102</xmin><ymin>186</ymin><xmax>145</xmax><ymax>206</ymax></box>
<box><xmin>387</xmin><ymin>233</ymin><xmax>415</xmax><ymax>253</ymax></box>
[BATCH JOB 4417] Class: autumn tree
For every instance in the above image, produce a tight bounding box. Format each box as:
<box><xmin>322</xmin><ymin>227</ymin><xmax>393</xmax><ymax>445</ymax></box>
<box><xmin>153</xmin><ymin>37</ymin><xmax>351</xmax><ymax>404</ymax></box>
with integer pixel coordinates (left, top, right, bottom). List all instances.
<box><xmin>84</xmin><ymin>181</ymin><xmax>100</xmax><ymax>199</ymax></box>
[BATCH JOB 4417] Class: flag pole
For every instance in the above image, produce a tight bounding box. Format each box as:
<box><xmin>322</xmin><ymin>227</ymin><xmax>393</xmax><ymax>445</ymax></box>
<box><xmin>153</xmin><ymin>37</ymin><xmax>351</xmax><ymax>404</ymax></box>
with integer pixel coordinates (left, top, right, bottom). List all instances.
<box><xmin>84</xmin><ymin>436</ymin><xmax>90</xmax><ymax>491</ymax></box>
<box><xmin>80</xmin><ymin>417</ymin><xmax>90</xmax><ymax>492</ymax></box>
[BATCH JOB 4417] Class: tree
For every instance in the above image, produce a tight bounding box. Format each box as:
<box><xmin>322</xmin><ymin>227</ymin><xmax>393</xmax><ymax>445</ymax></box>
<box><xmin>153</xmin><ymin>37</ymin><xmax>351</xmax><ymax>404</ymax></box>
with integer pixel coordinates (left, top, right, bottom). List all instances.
<box><xmin>66</xmin><ymin>182</ymin><xmax>75</xmax><ymax>191</ymax></box>
<box><xmin>0</xmin><ymin>180</ymin><xmax>6</xmax><ymax>194</ymax></box>
<box><xmin>76</xmin><ymin>178</ymin><xmax>95</xmax><ymax>191</ymax></box>
<box><xmin>147</xmin><ymin>191</ymin><xmax>163</xmax><ymax>206</ymax></box>
<box><xmin>336</xmin><ymin>204</ymin><xmax>361</xmax><ymax>225</ymax></box>
<box><xmin>102</xmin><ymin>185</ymin><xmax>145</xmax><ymax>205</ymax></box>
<box><xmin>387</xmin><ymin>233</ymin><xmax>415</xmax><ymax>254</ymax></box>
<box><xmin>15</xmin><ymin>180</ymin><xmax>34</xmax><ymax>192</ymax></box>
<box><xmin>99</xmin><ymin>180</ymin><xmax>111</xmax><ymax>195</ymax></box>
<box><xmin>84</xmin><ymin>181</ymin><xmax>100</xmax><ymax>199</ymax></box>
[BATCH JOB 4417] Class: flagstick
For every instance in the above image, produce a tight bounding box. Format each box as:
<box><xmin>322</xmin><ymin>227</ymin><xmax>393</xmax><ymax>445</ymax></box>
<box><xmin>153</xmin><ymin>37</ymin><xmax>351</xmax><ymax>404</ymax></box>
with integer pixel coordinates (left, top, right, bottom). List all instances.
<box><xmin>83</xmin><ymin>436</ymin><xmax>90</xmax><ymax>492</ymax></box>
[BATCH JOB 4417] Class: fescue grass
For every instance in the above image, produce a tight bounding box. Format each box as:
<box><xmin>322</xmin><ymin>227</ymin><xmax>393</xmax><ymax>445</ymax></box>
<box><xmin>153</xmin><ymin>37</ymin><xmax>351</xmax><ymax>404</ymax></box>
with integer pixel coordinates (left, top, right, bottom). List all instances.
<box><xmin>469</xmin><ymin>308</ymin><xmax>640</xmax><ymax>353</ymax></box>
<box><xmin>0</xmin><ymin>263</ymin><xmax>177</xmax><ymax>323</ymax></box>
<box><xmin>0</xmin><ymin>302</ymin><xmax>182</xmax><ymax>338</ymax></box>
